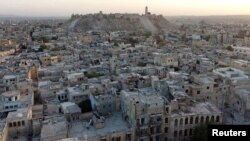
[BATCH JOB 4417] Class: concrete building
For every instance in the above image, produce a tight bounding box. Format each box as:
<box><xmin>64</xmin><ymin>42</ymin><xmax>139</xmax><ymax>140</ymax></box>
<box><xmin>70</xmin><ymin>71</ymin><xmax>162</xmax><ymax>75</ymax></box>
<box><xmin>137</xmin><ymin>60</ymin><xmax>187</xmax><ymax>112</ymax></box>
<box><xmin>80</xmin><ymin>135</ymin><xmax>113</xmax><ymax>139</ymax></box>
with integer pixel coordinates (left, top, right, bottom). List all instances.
<box><xmin>153</xmin><ymin>53</ymin><xmax>178</xmax><ymax>68</ymax></box>
<box><xmin>40</xmin><ymin>119</ymin><xmax>68</xmax><ymax>141</ymax></box>
<box><xmin>67</xmin><ymin>86</ymin><xmax>89</xmax><ymax>104</ymax></box>
<box><xmin>6</xmin><ymin>108</ymin><xmax>30</xmax><ymax>139</ymax></box>
<box><xmin>61</xmin><ymin>102</ymin><xmax>81</xmax><ymax>122</ymax></box>
<box><xmin>232</xmin><ymin>86</ymin><xmax>250</xmax><ymax>119</ymax></box>
<box><xmin>121</xmin><ymin>88</ymin><xmax>166</xmax><ymax>141</ymax></box>
<box><xmin>213</xmin><ymin>67</ymin><xmax>249</xmax><ymax>83</ymax></box>
<box><xmin>90</xmin><ymin>94</ymin><xmax>116</xmax><ymax>116</ymax></box>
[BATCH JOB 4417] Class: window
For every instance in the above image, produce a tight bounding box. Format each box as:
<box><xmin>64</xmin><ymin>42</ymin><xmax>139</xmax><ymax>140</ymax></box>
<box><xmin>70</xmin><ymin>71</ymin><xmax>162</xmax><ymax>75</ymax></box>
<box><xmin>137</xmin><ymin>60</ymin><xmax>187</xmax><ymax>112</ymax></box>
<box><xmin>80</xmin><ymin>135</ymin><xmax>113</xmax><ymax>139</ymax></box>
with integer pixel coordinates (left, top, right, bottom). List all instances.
<box><xmin>9</xmin><ymin>123</ymin><xmax>12</xmax><ymax>127</ymax></box>
<box><xmin>141</xmin><ymin>118</ymin><xmax>145</xmax><ymax>125</ymax></box>
<box><xmin>165</xmin><ymin>127</ymin><xmax>168</xmax><ymax>133</ymax></box>
<box><xmin>190</xmin><ymin>117</ymin><xmax>193</xmax><ymax>124</ymax></box>
<box><xmin>18</xmin><ymin>121</ymin><xmax>21</xmax><ymax>126</ymax></box>
<box><xmin>175</xmin><ymin>119</ymin><xmax>178</xmax><ymax>126</ymax></box>
<box><xmin>126</xmin><ymin>134</ymin><xmax>131</xmax><ymax>140</ymax></box>
<box><xmin>22</xmin><ymin>121</ymin><xmax>25</xmax><ymax>126</ymax></box>
<box><xmin>185</xmin><ymin>89</ymin><xmax>189</xmax><ymax>93</ymax></box>
<box><xmin>174</xmin><ymin>131</ymin><xmax>178</xmax><ymax>137</ymax></box>
<box><xmin>156</xmin><ymin>136</ymin><xmax>159</xmax><ymax>141</ymax></box>
<box><xmin>195</xmin><ymin>117</ymin><xmax>199</xmax><ymax>124</ymax></box>
<box><xmin>165</xmin><ymin>118</ymin><xmax>168</xmax><ymax>123</ymax></box>
<box><xmin>185</xmin><ymin>118</ymin><xmax>188</xmax><ymax>125</ymax></box>
<box><xmin>216</xmin><ymin>116</ymin><xmax>220</xmax><ymax>122</ymax></box>
<box><xmin>156</xmin><ymin>126</ymin><xmax>161</xmax><ymax>133</ymax></box>
<box><xmin>157</xmin><ymin>117</ymin><xmax>162</xmax><ymax>122</ymax></box>
<box><xmin>207</xmin><ymin>86</ymin><xmax>210</xmax><ymax>90</ymax></box>
<box><xmin>150</xmin><ymin>127</ymin><xmax>154</xmax><ymax>134</ymax></box>
<box><xmin>184</xmin><ymin>129</ymin><xmax>188</xmax><ymax>136</ymax></box>
<box><xmin>13</xmin><ymin>122</ymin><xmax>16</xmax><ymax>127</ymax></box>
<box><xmin>211</xmin><ymin>116</ymin><xmax>215</xmax><ymax>123</ymax></box>
<box><xmin>190</xmin><ymin>129</ymin><xmax>193</xmax><ymax>136</ymax></box>
<box><xmin>179</xmin><ymin>130</ymin><xmax>183</xmax><ymax>136</ymax></box>
<box><xmin>206</xmin><ymin>116</ymin><xmax>209</xmax><ymax>123</ymax></box>
<box><xmin>200</xmin><ymin>116</ymin><xmax>204</xmax><ymax>124</ymax></box>
<box><xmin>197</xmin><ymin>91</ymin><xmax>200</xmax><ymax>94</ymax></box>
<box><xmin>165</xmin><ymin>107</ymin><xmax>169</xmax><ymax>113</ymax></box>
<box><xmin>180</xmin><ymin>118</ymin><xmax>183</xmax><ymax>125</ymax></box>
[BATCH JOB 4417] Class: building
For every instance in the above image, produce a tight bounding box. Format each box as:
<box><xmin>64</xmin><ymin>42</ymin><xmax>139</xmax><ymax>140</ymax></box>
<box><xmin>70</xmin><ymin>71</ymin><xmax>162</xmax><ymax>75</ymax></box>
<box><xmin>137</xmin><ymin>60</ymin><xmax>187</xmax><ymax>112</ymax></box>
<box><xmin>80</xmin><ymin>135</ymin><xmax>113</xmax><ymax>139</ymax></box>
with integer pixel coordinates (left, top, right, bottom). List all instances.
<box><xmin>213</xmin><ymin>67</ymin><xmax>249</xmax><ymax>83</ymax></box>
<box><xmin>61</xmin><ymin>102</ymin><xmax>81</xmax><ymax>122</ymax></box>
<box><xmin>121</xmin><ymin>88</ymin><xmax>166</xmax><ymax>141</ymax></box>
<box><xmin>6</xmin><ymin>108</ymin><xmax>30</xmax><ymax>139</ymax></box>
<box><xmin>153</xmin><ymin>53</ymin><xmax>178</xmax><ymax>68</ymax></box>
<box><xmin>232</xmin><ymin>86</ymin><xmax>250</xmax><ymax>119</ymax></box>
<box><xmin>40</xmin><ymin>119</ymin><xmax>68</xmax><ymax>141</ymax></box>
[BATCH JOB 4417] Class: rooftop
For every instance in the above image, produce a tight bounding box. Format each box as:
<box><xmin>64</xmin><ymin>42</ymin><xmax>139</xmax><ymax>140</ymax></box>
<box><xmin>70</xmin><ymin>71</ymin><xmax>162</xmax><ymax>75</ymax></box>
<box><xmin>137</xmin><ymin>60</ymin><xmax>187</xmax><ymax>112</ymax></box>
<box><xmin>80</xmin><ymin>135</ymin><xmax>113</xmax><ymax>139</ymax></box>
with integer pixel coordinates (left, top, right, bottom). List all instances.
<box><xmin>69</xmin><ymin>112</ymin><xmax>131</xmax><ymax>138</ymax></box>
<box><xmin>41</xmin><ymin>120</ymin><xmax>68</xmax><ymax>139</ymax></box>
<box><xmin>6</xmin><ymin>108</ymin><xmax>28</xmax><ymax>122</ymax></box>
<box><xmin>172</xmin><ymin>102</ymin><xmax>222</xmax><ymax>117</ymax></box>
<box><xmin>213</xmin><ymin>67</ymin><xmax>249</xmax><ymax>81</ymax></box>
<box><xmin>61</xmin><ymin>102</ymin><xmax>81</xmax><ymax>114</ymax></box>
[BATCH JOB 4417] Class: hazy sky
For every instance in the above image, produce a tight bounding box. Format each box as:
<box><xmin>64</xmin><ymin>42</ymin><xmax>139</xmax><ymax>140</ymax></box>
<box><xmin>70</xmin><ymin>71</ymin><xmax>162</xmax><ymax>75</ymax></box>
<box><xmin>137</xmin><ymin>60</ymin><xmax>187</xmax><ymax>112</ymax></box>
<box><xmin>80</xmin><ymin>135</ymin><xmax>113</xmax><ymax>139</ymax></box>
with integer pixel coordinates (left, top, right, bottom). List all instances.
<box><xmin>0</xmin><ymin>0</ymin><xmax>250</xmax><ymax>17</ymax></box>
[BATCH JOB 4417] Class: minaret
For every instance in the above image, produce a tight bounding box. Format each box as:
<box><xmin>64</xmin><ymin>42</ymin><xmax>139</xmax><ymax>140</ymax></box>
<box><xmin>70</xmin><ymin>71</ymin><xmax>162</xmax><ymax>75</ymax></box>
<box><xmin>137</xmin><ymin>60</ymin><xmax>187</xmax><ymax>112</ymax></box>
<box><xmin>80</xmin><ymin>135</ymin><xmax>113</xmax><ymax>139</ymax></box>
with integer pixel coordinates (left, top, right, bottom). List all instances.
<box><xmin>145</xmin><ymin>6</ymin><xmax>148</xmax><ymax>15</ymax></box>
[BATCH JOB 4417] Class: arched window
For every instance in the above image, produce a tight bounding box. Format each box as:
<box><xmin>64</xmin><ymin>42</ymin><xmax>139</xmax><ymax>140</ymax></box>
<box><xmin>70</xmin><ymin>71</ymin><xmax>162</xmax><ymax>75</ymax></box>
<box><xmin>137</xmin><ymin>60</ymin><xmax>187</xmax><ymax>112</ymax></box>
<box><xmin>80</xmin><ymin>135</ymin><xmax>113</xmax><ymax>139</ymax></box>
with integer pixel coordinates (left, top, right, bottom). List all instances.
<box><xmin>216</xmin><ymin>116</ymin><xmax>220</xmax><ymax>123</ymax></box>
<box><xmin>179</xmin><ymin>130</ymin><xmax>183</xmax><ymax>137</ymax></box>
<box><xmin>190</xmin><ymin>117</ymin><xmax>193</xmax><ymax>124</ymax></box>
<box><xmin>200</xmin><ymin>116</ymin><xmax>204</xmax><ymax>124</ymax></box>
<box><xmin>185</xmin><ymin>118</ymin><xmax>188</xmax><ymax>125</ymax></box>
<box><xmin>211</xmin><ymin>116</ymin><xmax>215</xmax><ymax>123</ymax></box>
<box><xmin>206</xmin><ymin>116</ymin><xmax>209</xmax><ymax>123</ymax></box>
<box><xmin>195</xmin><ymin>117</ymin><xmax>199</xmax><ymax>124</ymax></box>
<box><xmin>175</xmin><ymin>119</ymin><xmax>178</xmax><ymax>126</ymax></box>
<box><xmin>180</xmin><ymin>118</ymin><xmax>183</xmax><ymax>125</ymax></box>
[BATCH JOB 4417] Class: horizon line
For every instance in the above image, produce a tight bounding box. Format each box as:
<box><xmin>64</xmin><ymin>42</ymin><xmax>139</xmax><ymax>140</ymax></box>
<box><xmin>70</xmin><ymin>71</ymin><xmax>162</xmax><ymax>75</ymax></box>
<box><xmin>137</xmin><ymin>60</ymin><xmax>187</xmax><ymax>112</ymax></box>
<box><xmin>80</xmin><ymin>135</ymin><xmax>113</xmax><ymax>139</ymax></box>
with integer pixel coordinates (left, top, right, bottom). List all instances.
<box><xmin>1</xmin><ymin>14</ymin><xmax>250</xmax><ymax>18</ymax></box>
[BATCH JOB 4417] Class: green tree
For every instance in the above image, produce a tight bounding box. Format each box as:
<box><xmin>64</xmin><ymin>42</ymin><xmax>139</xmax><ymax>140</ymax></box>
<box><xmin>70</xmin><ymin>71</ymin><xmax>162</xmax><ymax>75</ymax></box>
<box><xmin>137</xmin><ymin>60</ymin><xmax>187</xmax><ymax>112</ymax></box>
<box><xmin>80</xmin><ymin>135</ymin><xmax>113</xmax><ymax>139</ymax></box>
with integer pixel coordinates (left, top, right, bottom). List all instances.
<box><xmin>191</xmin><ymin>124</ymin><xmax>208</xmax><ymax>141</ymax></box>
<box><xmin>85</xmin><ymin>71</ymin><xmax>102</xmax><ymax>78</ymax></box>
<box><xmin>39</xmin><ymin>36</ymin><xmax>49</xmax><ymax>43</ymax></box>
<box><xmin>137</xmin><ymin>62</ymin><xmax>146</xmax><ymax>67</ymax></box>
<box><xmin>40</xmin><ymin>44</ymin><xmax>48</xmax><ymax>51</ymax></box>
<box><xmin>144</xmin><ymin>31</ymin><xmax>152</xmax><ymax>38</ymax></box>
<box><xmin>226</xmin><ymin>46</ymin><xmax>234</xmax><ymax>51</ymax></box>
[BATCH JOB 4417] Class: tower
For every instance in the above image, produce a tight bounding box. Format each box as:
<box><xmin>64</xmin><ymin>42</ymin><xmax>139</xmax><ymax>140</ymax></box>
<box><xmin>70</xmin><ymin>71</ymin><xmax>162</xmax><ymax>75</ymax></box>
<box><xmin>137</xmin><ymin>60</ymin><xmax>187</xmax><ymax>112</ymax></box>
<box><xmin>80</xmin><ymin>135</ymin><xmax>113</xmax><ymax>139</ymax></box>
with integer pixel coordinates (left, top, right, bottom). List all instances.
<box><xmin>145</xmin><ymin>6</ymin><xmax>148</xmax><ymax>15</ymax></box>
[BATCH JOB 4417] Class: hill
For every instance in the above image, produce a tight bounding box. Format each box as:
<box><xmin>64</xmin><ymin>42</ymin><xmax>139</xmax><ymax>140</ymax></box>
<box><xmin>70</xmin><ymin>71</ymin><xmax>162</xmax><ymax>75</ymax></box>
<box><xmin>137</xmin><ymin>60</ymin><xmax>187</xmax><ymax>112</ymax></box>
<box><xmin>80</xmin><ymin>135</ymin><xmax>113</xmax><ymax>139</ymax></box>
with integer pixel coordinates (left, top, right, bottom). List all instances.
<box><xmin>65</xmin><ymin>13</ymin><xmax>172</xmax><ymax>34</ymax></box>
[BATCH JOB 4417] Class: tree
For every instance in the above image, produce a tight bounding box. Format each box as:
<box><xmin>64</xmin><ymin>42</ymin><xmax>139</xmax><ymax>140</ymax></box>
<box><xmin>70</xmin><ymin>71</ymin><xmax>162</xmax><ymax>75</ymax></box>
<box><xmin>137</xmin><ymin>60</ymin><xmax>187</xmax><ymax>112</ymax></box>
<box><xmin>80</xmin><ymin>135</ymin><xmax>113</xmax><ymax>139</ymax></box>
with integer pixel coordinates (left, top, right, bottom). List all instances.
<box><xmin>226</xmin><ymin>46</ymin><xmax>234</xmax><ymax>51</ymax></box>
<box><xmin>85</xmin><ymin>71</ymin><xmax>102</xmax><ymax>78</ymax></box>
<box><xmin>191</xmin><ymin>124</ymin><xmax>208</xmax><ymax>141</ymax></box>
<box><xmin>144</xmin><ymin>31</ymin><xmax>152</xmax><ymax>38</ymax></box>
<box><xmin>40</xmin><ymin>44</ymin><xmax>48</xmax><ymax>51</ymax></box>
<box><xmin>155</xmin><ymin>35</ymin><xmax>166</xmax><ymax>46</ymax></box>
<box><xmin>39</xmin><ymin>36</ymin><xmax>49</xmax><ymax>43</ymax></box>
<box><xmin>137</xmin><ymin>62</ymin><xmax>147</xmax><ymax>67</ymax></box>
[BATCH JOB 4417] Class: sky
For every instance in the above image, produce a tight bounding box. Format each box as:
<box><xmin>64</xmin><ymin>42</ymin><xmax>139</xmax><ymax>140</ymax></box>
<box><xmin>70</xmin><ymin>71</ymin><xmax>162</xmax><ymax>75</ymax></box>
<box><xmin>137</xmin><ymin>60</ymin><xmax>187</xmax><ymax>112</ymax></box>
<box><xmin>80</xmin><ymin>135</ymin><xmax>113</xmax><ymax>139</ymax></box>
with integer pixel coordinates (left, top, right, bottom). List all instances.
<box><xmin>0</xmin><ymin>0</ymin><xmax>250</xmax><ymax>17</ymax></box>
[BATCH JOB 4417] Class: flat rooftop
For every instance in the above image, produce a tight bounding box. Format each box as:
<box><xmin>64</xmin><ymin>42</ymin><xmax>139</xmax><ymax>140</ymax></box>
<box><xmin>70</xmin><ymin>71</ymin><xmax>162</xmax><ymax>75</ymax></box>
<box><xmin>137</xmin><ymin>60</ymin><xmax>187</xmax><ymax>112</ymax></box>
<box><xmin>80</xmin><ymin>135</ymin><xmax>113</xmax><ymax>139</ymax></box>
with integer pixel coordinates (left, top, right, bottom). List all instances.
<box><xmin>213</xmin><ymin>67</ymin><xmax>249</xmax><ymax>80</ymax></box>
<box><xmin>172</xmin><ymin>102</ymin><xmax>222</xmax><ymax>117</ymax></box>
<box><xmin>69</xmin><ymin>112</ymin><xmax>131</xmax><ymax>138</ymax></box>
<box><xmin>41</xmin><ymin>120</ymin><xmax>67</xmax><ymax>139</ymax></box>
<box><xmin>6</xmin><ymin>108</ymin><xmax>28</xmax><ymax>122</ymax></box>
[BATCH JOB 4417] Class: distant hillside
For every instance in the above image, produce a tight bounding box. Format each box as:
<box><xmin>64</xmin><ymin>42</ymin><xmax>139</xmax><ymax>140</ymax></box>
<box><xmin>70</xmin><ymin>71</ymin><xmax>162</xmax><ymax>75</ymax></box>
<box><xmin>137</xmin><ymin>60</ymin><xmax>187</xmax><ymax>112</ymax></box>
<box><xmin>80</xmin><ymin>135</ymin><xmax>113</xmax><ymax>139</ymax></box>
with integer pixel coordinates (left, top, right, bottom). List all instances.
<box><xmin>64</xmin><ymin>13</ymin><xmax>173</xmax><ymax>34</ymax></box>
<box><xmin>167</xmin><ymin>15</ymin><xmax>250</xmax><ymax>25</ymax></box>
